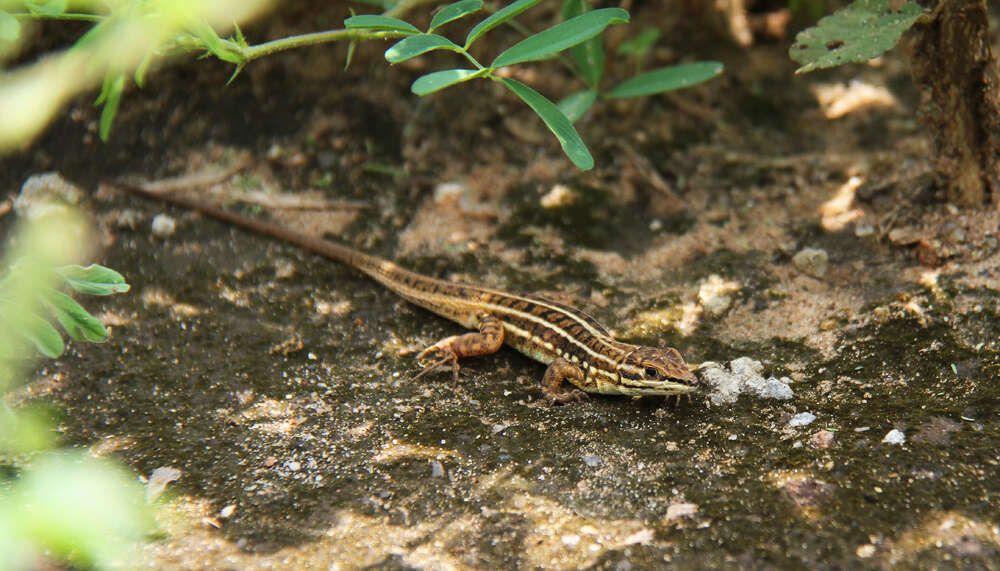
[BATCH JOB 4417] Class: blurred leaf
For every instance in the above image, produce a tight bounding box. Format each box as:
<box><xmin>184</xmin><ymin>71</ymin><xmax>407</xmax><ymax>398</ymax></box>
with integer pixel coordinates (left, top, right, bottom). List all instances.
<box><xmin>790</xmin><ymin>0</ymin><xmax>922</xmax><ymax>74</ymax></box>
<box><xmin>56</xmin><ymin>264</ymin><xmax>130</xmax><ymax>295</ymax></box>
<box><xmin>607</xmin><ymin>61</ymin><xmax>723</xmax><ymax>98</ymax></box>
<box><xmin>24</xmin><ymin>0</ymin><xmax>67</xmax><ymax>16</ymax></box>
<box><xmin>465</xmin><ymin>0</ymin><xmax>542</xmax><ymax>48</ymax></box>
<box><xmin>43</xmin><ymin>288</ymin><xmax>108</xmax><ymax>343</ymax></box>
<box><xmin>1</xmin><ymin>453</ymin><xmax>154</xmax><ymax>568</ymax></box>
<box><xmin>0</xmin><ymin>11</ymin><xmax>20</xmax><ymax>55</ymax></box>
<box><xmin>97</xmin><ymin>72</ymin><xmax>124</xmax><ymax>142</ymax></box>
<box><xmin>557</xmin><ymin>89</ymin><xmax>597</xmax><ymax>122</ymax></box>
<box><xmin>385</xmin><ymin>34</ymin><xmax>459</xmax><ymax>64</ymax></box>
<box><xmin>428</xmin><ymin>0</ymin><xmax>483</xmax><ymax>32</ymax></box>
<box><xmin>500</xmin><ymin>78</ymin><xmax>593</xmax><ymax>170</ymax></box>
<box><xmin>616</xmin><ymin>27</ymin><xmax>660</xmax><ymax>57</ymax></box>
<box><xmin>189</xmin><ymin>19</ymin><xmax>241</xmax><ymax>64</ymax></box>
<box><xmin>232</xmin><ymin>22</ymin><xmax>247</xmax><ymax>47</ymax></box>
<box><xmin>0</xmin><ymin>404</ymin><xmax>56</xmax><ymax>453</ymax></box>
<box><xmin>133</xmin><ymin>50</ymin><xmax>153</xmax><ymax>88</ymax></box>
<box><xmin>2</xmin><ymin>307</ymin><xmax>65</xmax><ymax>358</ymax></box>
<box><xmin>411</xmin><ymin>68</ymin><xmax>483</xmax><ymax>95</ymax></box>
<box><xmin>561</xmin><ymin>0</ymin><xmax>604</xmax><ymax>86</ymax></box>
<box><xmin>491</xmin><ymin>8</ymin><xmax>628</xmax><ymax>69</ymax></box>
<box><xmin>344</xmin><ymin>14</ymin><xmax>420</xmax><ymax>33</ymax></box>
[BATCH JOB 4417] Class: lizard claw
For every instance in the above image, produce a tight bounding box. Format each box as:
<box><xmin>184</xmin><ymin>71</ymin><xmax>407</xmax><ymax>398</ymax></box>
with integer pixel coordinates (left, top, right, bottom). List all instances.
<box><xmin>413</xmin><ymin>338</ymin><xmax>461</xmax><ymax>385</ymax></box>
<box><xmin>544</xmin><ymin>388</ymin><xmax>589</xmax><ymax>406</ymax></box>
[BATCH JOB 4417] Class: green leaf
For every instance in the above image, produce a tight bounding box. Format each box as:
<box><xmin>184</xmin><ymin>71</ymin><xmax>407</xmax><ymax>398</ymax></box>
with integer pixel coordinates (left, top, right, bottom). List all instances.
<box><xmin>24</xmin><ymin>0</ymin><xmax>68</xmax><ymax>16</ymax></box>
<box><xmin>491</xmin><ymin>8</ymin><xmax>628</xmax><ymax>69</ymax></box>
<box><xmin>0</xmin><ymin>11</ymin><xmax>21</xmax><ymax>52</ymax></box>
<box><xmin>465</xmin><ymin>0</ymin><xmax>543</xmax><ymax>48</ymax></box>
<box><xmin>9</xmin><ymin>454</ymin><xmax>154</xmax><ymax>568</ymax></box>
<box><xmin>189</xmin><ymin>20</ymin><xmax>241</xmax><ymax>64</ymax></box>
<box><xmin>385</xmin><ymin>34</ymin><xmax>460</xmax><ymax>64</ymax></box>
<box><xmin>607</xmin><ymin>61</ymin><xmax>723</xmax><ymax>98</ymax></box>
<box><xmin>344</xmin><ymin>14</ymin><xmax>420</xmax><ymax>33</ymax></box>
<box><xmin>557</xmin><ymin>89</ymin><xmax>597</xmax><ymax>122</ymax></box>
<box><xmin>790</xmin><ymin>0</ymin><xmax>923</xmax><ymax>74</ymax></box>
<box><xmin>412</xmin><ymin>69</ymin><xmax>484</xmax><ymax>95</ymax></box>
<box><xmin>345</xmin><ymin>40</ymin><xmax>357</xmax><ymax>70</ymax></box>
<box><xmin>616</xmin><ymin>27</ymin><xmax>660</xmax><ymax>57</ymax></box>
<box><xmin>15</xmin><ymin>312</ymin><xmax>64</xmax><ymax>358</ymax></box>
<box><xmin>134</xmin><ymin>50</ymin><xmax>153</xmax><ymax>88</ymax></box>
<box><xmin>428</xmin><ymin>0</ymin><xmax>483</xmax><ymax>32</ymax></box>
<box><xmin>97</xmin><ymin>72</ymin><xmax>125</xmax><ymax>142</ymax></box>
<box><xmin>68</xmin><ymin>17</ymin><xmax>108</xmax><ymax>53</ymax></box>
<box><xmin>562</xmin><ymin>0</ymin><xmax>604</xmax><ymax>86</ymax></box>
<box><xmin>500</xmin><ymin>78</ymin><xmax>593</xmax><ymax>170</ymax></box>
<box><xmin>232</xmin><ymin>22</ymin><xmax>247</xmax><ymax>48</ymax></box>
<box><xmin>43</xmin><ymin>289</ymin><xmax>108</xmax><ymax>343</ymax></box>
<box><xmin>56</xmin><ymin>264</ymin><xmax>130</xmax><ymax>296</ymax></box>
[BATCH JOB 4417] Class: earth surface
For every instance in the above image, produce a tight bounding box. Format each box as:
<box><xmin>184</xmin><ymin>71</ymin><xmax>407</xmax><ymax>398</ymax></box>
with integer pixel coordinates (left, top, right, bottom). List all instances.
<box><xmin>3</xmin><ymin>1</ymin><xmax>1000</xmax><ymax>569</ymax></box>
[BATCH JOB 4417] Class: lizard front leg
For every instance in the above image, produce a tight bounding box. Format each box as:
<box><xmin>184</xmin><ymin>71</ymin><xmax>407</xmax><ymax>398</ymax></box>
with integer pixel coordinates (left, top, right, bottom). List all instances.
<box><xmin>541</xmin><ymin>358</ymin><xmax>589</xmax><ymax>404</ymax></box>
<box><xmin>413</xmin><ymin>314</ymin><xmax>504</xmax><ymax>384</ymax></box>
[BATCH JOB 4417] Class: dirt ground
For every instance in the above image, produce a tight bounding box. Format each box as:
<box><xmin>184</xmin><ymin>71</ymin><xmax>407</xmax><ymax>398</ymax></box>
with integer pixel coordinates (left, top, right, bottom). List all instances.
<box><xmin>3</xmin><ymin>2</ymin><xmax>1000</xmax><ymax>568</ymax></box>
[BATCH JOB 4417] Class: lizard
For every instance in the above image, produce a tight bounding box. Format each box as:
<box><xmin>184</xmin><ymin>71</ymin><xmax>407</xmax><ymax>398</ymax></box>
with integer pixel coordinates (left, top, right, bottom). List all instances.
<box><xmin>116</xmin><ymin>182</ymin><xmax>699</xmax><ymax>404</ymax></box>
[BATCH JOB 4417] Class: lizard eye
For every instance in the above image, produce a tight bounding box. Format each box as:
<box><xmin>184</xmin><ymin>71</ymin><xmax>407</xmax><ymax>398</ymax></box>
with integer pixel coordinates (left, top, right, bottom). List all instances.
<box><xmin>644</xmin><ymin>366</ymin><xmax>659</xmax><ymax>379</ymax></box>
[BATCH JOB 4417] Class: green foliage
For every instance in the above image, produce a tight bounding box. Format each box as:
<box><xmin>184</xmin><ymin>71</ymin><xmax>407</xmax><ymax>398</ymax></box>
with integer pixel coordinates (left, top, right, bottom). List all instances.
<box><xmin>491</xmin><ymin>8</ymin><xmax>627</xmax><ymax>68</ymax></box>
<box><xmin>0</xmin><ymin>0</ymin><xmax>271</xmax><ymax>150</ymax></box>
<box><xmin>0</xmin><ymin>260</ymin><xmax>130</xmax><ymax>359</ymax></box>
<box><xmin>501</xmin><ymin>77</ymin><xmax>594</xmax><ymax>170</ymax></box>
<box><xmin>428</xmin><ymin>0</ymin><xmax>482</xmax><ymax>32</ymax></box>
<box><xmin>607</xmin><ymin>62</ymin><xmax>724</xmax><ymax>99</ymax></box>
<box><xmin>464</xmin><ymin>0</ymin><xmax>541</xmax><ymax>48</ymax></box>
<box><xmin>349</xmin><ymin>0</ymin><xmax>634</xmax><ymax>170</ymax></box>
<box><xmin>0</xmin><ymin>453</ymin><xmax>154</xmax><ymax>569</ymax></box>
<box><xmin>348</xmin><ymin>0</ymin><xmax>723</xmax><ymax>170</ymax></box>
<box><xmin>616</xmin><ymin>28</ymin><xmax>660</xmax><ymax>58</ymax></box>
<box><xmin>562</xmin><ymin>0</ymin><xmax>604</xmax><ymax>86</ymax></box>
<box><xmin>790</xmin><ymin>0</ymin><xmax>924</xmax><ymax>73</ymax></box>
<box><xmin>0</xmin><ymin>213</ymin><xmax>150</xmax><ymax>570</ymax></box>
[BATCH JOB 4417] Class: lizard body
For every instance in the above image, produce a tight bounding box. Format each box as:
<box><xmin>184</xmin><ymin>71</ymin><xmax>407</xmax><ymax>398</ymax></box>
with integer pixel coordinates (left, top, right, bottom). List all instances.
<box><xmin>119</xmin><ymin>183</ymin><xmax>698</xmax><ymax>403</ymax></box>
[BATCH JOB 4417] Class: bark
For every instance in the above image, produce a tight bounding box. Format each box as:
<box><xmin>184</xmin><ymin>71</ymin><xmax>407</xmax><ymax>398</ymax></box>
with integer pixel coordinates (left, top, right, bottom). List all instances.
<box><xmin>908</xmin><ymin>0</ymin><xmax>1000</xmax><ymax>208</ymax></box>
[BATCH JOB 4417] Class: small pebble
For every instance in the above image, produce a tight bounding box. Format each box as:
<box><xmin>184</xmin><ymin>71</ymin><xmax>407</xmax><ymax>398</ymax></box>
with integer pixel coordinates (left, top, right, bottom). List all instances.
<box><xmin>561</xmin><ymin>534</ymin><xmax>581</xmax><ymax>546</ymax></box>
<box><xmin>146</xmin><ymin>466</ymin><xmax>182</xmax><ymax>503</ymax></box>
<box><xmin>665</xmin><ymin>502</ymin><xmax>698</xmax><ymax>520</ymax></box>
<box><xmin>151</xmin><ymin>214</ymin><xmax>177</xmax><ymax>237</ymax></box>
<box><xmin>116</xmin><ymin>208</ymin><xmax>143</xmax><ymax>230</ymax></box>
<box><xmin>433</xmin><ymin>182</ymin><xmax>464</xmax><ymax>203</ymax></box>
<box><xmin>745</xmin><ymin>376</ymin><xmax>794</xmax><ymax>400</ymax></box>
<box><xmin>219</xmin><ymin>504</ymin><xmax>236</xmax><ymax>519</ymax></box>
<box><xmin>810</xmin><ymin>430</ymin><xmax>836</xmax><ymax>449</ymax></box>
<box><xmin>540</xmin><ymin>184</ymin><xmax>577</xmax><ymax>208</ymax></box>
<box><xmin>730</xmin><ymin>357</ymin><xmax>764</xmax><ymax>377</ymax></box>
<box><xmin>856</xmin><ymin>544</ymin><xmax>877</xmax><ymax>558</ymax></box>
<box><xmin>430</xmin><ymin>460</ymin><xmax>445</xmax><ymax>478</ymax></box>
<box><xmin>854</xmin><ymin>222</ymin><xmax>875</xmax><ymax>238</ymax></box>
<box><xmin>286</xmin><ymin>460</ymin><xmax>301</xmax><ymax>472</ymax></box>
<box><xmin>789</xmin><ymin>412</ymin><xmax>817</xmax><ymax>427</ymax></box>
<box><xmin>792</xmin><ymin>247</ymin><xmax>829</xmax><ymax>278</ymax></box>
<box><xmin>582</xmin><ymin>455</ymin><xmax>602</xmax><ymax>467</ymax></box>
<box><xmin>882</xmin><ymin>429</ymin><xmax>906</xmax><ymax>445</ymax></box>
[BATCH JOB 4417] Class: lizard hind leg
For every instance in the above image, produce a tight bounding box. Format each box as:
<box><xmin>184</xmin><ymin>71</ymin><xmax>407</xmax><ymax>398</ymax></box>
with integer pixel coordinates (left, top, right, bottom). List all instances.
<box><xmin>413</xmin><ymin>314</ymin><xmax>505</xmax><ymax>385</ymax></box>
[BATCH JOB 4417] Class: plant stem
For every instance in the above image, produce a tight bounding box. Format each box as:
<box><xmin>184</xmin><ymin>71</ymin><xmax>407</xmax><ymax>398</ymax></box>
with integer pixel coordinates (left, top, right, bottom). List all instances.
<box><xmin>8</xmin><ymin>12</ymin><xmax>103</xmax><ymax>22</ymax></box>
<box><xmin>237</xmin><ymin>29</ymin><xmax>409</xmax><ymax>60</ymax></box>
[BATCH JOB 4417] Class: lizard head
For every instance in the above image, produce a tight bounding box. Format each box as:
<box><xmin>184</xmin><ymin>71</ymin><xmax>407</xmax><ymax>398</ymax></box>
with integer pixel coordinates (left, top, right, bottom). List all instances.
<box><xmin>616</xmin><ymin>346</ymin><xmax>698</xmax><ymax>396</ymax></box>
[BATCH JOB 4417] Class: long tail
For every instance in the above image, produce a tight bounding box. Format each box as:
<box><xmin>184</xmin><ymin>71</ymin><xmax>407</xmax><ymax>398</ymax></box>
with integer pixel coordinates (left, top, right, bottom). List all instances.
<box><xmin>114</xmin><ymin>181</ymin><xmax>381</xmax><ymax>271</ymax></box>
